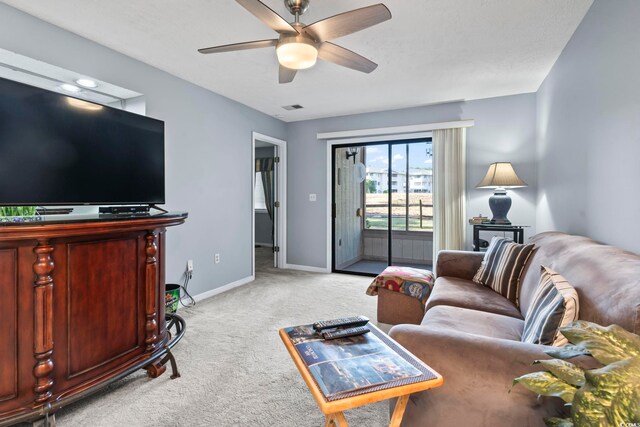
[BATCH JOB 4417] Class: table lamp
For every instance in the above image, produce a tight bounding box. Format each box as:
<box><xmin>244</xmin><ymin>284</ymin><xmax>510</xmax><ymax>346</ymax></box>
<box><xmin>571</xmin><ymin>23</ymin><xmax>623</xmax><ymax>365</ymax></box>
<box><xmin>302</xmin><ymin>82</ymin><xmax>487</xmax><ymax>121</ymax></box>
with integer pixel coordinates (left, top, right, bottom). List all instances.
<box><xmin>476</xmin><ymin>162</ymin><xmax>527</xmax><ymax>225</ymax></box>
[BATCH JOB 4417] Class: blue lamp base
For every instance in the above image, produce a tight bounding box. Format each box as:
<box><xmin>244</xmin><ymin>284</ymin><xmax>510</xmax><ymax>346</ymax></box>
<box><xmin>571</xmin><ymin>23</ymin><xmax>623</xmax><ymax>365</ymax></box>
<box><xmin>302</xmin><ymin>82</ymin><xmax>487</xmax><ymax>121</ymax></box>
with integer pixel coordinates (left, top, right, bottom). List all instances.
<box><xmin>488</xmin><ymin>187</ymin><xmax>512</xmax><ymax>224</ymax></box>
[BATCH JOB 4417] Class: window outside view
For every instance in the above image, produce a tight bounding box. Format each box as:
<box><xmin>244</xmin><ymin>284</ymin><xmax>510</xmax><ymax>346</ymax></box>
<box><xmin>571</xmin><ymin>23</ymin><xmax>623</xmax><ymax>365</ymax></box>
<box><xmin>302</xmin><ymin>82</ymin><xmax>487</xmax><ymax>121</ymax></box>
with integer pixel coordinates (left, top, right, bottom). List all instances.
<box><xmin>364</xmin><ymin>142</ymin><xmax>433</xmax><ymax>232</ymax></box>
<box><xmin>254</xmin><ymin>172</ymin><xmax>267</xmax><ymax>211</ymax></box>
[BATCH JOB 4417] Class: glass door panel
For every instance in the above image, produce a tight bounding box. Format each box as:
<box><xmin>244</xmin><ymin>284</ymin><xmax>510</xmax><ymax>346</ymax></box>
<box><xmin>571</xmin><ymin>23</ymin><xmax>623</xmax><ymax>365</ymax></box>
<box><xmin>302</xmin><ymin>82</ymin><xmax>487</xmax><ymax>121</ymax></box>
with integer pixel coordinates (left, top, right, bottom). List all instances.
<box><xmin>391</xmin><ymin>143</ymin><xmax>407</xmax><ymax>232</ymax></box>
<box><xmin>390</xmin><ymin>144</ymin><xmax>407</xmax><ymax>266</ymax></box>
<box><xmin>361</xmin><ymin>144</ymin><xmax>389</xmax><ymax>274</ymax></box>
<box><xmin>390</xmin><ymin>141</ymin><xmax>433</xmax><ymax>269</ymax></box>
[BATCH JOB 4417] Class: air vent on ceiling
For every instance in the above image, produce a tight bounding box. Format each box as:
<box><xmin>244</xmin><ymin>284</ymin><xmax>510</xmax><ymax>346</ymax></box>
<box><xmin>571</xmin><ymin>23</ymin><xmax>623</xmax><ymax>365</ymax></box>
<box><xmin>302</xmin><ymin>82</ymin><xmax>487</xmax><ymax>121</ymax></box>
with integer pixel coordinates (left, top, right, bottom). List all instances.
<box><xmin>282</xmin><ymin>104</ymin><xmax>304</xmax><ymax>111</ymax></box>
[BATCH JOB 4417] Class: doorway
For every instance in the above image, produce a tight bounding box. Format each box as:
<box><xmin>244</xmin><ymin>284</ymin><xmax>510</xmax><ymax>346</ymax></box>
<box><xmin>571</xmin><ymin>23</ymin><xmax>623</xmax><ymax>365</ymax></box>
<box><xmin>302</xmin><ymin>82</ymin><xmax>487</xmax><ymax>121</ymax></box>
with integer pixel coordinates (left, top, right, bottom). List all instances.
<box><xmin>252</xmin><ymin>132</ymin><xmax>287</xmax><ymax>276</ymax></box>
<box><xmin>332</xmin><ymin>139</ymin><xmax>433</xmax><ymax>276</ymax></box>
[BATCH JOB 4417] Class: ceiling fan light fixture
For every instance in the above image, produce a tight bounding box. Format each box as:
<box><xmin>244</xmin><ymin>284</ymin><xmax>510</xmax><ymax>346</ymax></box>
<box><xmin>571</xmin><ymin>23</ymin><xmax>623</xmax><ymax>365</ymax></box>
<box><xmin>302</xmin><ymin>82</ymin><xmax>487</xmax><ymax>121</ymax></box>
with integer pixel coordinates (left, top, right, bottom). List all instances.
<box><xmin>198</xmin><ymin>0</ymin><xmax>392</xmax><ymax>83</ymax></box>
<box><xmin>276</xmin><ymin>36</ymin><xmax>318</xmax><ymax>70</ymax></box>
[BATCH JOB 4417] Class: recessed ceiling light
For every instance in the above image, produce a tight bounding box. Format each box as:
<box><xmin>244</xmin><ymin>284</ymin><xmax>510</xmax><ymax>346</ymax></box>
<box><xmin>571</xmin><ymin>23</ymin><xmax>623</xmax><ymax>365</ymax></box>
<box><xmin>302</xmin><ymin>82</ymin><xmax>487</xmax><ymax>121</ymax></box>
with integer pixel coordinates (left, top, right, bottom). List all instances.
<box><xmin>75</xmin><ymin>78</ymin><xmax>98</xmax><ymax>88</ymax></box>
<box><xmin>60</xmin><ymin>83</ymin><xmax>81</xmax><ymax>93</ymax></box>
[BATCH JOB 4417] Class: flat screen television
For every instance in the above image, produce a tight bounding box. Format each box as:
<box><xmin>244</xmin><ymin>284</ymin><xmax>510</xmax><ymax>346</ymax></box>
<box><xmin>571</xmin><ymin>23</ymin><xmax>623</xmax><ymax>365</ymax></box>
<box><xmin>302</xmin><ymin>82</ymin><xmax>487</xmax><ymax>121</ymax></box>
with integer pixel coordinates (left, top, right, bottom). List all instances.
<box><xmin>0</xmin><ymin>76</ymin><xmax>165</xmax><ymax>206</ymax></box>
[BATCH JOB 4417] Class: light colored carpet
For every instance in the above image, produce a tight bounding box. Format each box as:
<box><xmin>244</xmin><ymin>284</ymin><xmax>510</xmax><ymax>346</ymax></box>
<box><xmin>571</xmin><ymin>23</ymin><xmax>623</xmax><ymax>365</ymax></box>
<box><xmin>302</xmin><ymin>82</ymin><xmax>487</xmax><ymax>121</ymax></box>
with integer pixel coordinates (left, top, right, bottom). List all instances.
<box><xmin>52</xmin><ymin>248</ymin><xmax>389</xmax><ymax>426</ymax></box>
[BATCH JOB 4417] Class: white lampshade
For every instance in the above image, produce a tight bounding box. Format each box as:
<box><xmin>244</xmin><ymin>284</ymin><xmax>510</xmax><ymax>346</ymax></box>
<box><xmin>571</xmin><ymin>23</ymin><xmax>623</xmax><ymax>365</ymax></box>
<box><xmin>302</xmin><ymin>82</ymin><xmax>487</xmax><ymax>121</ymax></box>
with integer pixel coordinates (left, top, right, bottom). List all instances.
<box><xmin>476</xmin><ymin>162</ymin><xmax>527</xmax><ymax>189</ymax></box>
<box><xmin>276</xmin><ymin>38</ymin><xmax>318</xmax><ymax>70</ymax></box>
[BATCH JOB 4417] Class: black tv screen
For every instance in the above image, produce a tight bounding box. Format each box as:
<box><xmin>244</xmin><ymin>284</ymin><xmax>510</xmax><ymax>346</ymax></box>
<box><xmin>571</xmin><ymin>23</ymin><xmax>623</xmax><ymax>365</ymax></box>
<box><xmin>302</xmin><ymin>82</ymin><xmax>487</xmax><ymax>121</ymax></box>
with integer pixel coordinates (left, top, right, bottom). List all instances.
<box><xmin>0</xmin><ymin>77</ymin><xmax>165</xmax><ymax>206</ymax></box>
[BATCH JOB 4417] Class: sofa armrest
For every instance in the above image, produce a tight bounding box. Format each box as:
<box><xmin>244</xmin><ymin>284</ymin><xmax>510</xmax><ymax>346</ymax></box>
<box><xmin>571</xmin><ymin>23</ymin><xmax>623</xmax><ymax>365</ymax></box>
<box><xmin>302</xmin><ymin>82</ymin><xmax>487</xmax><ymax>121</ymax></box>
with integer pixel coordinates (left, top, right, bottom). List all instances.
<box><xmin>377</xmin><ymin>288</ymin><xmax>424</xmax><ymax>325</ymax></box>
<box><xmin>435</xmin><ymin>250</ymin><xmax>484</xmax><ymax>280</ymax></box>
<box><xmin>388</xmin><ymin>325</ymin><xmax>573</xmax><ymax>426</ymax></box>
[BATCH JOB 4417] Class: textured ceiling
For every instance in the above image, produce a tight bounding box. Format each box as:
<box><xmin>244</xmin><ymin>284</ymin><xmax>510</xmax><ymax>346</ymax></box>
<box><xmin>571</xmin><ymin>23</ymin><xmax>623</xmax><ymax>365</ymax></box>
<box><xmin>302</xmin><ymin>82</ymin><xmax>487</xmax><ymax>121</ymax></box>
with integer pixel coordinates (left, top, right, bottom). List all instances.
<box><xmin>1</xmin><ymin>0</ymin><xmax>592</xmax><ymax>122</ymax></box>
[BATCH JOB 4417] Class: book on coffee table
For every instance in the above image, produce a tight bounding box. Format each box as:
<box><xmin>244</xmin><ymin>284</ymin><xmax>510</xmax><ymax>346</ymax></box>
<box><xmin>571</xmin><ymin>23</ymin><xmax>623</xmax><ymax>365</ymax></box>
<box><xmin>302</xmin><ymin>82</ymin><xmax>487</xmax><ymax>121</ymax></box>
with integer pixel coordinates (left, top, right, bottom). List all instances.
<box><xmin>284</xmin><ymin>324</ymin><xmax>422</xmax><ymax>398</ymax></box>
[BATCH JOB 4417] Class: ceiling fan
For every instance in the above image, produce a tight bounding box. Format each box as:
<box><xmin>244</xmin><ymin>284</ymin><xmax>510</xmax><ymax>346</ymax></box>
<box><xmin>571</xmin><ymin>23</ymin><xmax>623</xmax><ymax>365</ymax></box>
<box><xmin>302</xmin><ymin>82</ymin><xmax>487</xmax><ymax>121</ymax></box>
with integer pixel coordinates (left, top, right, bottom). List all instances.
<box><xmin>198</xmin><ymin>0</ymin><xmax>392</xmax><ymax>84</ymax></box>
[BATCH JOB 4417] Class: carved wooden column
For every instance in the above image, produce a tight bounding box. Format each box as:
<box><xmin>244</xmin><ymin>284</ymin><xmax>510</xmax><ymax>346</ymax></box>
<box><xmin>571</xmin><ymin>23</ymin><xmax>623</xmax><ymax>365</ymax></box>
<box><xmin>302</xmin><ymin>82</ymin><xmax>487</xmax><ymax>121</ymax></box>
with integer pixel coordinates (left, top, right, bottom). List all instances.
<box><xmin>144</xmin><ymin>231</ymin><xmax>158</xmax><ymax>352</ymax></box>
<box><xmin>33</xmin><ymin>239</ymin><xmax>54</xmax><ymax>404</ymax></box>
<box><xmin>144</xmin><ymin>230</ymin><xmax>166</xmax><ymax>378</ymax></box>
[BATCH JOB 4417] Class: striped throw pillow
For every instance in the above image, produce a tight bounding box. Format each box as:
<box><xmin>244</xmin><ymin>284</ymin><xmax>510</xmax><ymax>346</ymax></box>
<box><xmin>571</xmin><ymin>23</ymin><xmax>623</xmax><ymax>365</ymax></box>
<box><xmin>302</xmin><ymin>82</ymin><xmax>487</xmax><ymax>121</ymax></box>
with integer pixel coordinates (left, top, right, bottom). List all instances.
<box><xmin>521</xmin><ymin>266</ymin><xmax>579</xmax><ymax>346</ymax></box>
<box><xmin>472</xmin><ymin>237</ymin><xmax>535</xmax><ymax>305</ymax></box>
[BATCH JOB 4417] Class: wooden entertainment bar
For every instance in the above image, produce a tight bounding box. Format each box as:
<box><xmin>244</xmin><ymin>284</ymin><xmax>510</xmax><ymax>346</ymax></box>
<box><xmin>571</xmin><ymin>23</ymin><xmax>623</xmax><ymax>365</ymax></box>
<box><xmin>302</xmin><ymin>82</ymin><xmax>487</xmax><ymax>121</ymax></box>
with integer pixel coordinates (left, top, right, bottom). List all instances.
<box><xmin>0</xmin><ymin>212</ymin><xmax>187</xmax><ymax>425</ymax></box>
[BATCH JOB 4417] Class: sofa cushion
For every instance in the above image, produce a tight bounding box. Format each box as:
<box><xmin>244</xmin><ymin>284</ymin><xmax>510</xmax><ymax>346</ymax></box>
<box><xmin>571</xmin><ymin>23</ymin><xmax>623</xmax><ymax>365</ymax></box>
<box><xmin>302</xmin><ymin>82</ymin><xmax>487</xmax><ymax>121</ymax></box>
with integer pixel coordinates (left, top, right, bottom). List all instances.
<box><xmin>522</xmin><ymin>266</ymin><xmax>579</xmax><ymax>346</ymax></box>
<box><xmin>426</xmin><ymin>276</ymin><xmax>523</xmax><ymax>319</ymax></box>
<box><xmin>421</xmin><ymin>305</ymin><xmax>524</xmax><ymax>340</ymax></box>
<box><xmin>473</xmin><ymin>236</ymin><xmax>535</xmax><ymax>305</ymax></box>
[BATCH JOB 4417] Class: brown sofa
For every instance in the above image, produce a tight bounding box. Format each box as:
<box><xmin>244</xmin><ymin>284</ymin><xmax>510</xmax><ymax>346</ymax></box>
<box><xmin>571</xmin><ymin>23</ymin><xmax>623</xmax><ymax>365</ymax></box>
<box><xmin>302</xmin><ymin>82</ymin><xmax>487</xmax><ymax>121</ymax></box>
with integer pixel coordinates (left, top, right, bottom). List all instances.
<box><xmin>382</xmin><ymin>232</ymin><xmax>640</xmax><ymax>427</ymax></box>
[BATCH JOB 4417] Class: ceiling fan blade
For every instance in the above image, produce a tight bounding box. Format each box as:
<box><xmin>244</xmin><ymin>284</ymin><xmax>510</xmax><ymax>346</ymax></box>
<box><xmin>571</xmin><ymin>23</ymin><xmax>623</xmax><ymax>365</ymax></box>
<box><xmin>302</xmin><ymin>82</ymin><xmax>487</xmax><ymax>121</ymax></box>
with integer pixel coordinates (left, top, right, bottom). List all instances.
<box><xmin>303</xmin><ymin>4</ymin><xmax>391</xmax><ymax>42</ymax></box>
<box><xmin>198</xmin><ymin>39</ymin><xmax>277</xmax><ymax>54</ymax></box>
<box><xmin>236</xmin><ymin>0</ymin><xmax>298</xmax><ymax>34</ymax></box>
<box><xmin>318</xmin><ymin>42</ymin><xmax>378</xmax><ymax>73</ymax></box>
<box><xmin>279</xmin><ymin>66</ymin><xmax>297</xmax><ymax>84</ymax></box>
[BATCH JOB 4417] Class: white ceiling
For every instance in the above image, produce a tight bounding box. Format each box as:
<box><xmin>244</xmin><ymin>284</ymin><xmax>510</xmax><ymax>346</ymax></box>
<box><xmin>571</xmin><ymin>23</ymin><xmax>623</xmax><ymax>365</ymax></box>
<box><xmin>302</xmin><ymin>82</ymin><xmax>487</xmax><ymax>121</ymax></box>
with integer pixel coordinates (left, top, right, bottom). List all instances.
<box><xmin>1</xmin><ymin>0</ymin><xmax>592</xmax><ymax>122</ymax></box>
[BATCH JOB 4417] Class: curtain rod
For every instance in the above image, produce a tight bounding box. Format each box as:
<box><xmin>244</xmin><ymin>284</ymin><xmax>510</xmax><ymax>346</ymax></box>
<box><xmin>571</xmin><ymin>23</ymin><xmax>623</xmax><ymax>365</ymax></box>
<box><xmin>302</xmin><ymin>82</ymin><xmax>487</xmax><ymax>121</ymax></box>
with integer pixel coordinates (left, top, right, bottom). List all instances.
<box><xmin>317</xmin><ymin>119</ymin><xmax>474</xmax><ymax>140</ymax></box>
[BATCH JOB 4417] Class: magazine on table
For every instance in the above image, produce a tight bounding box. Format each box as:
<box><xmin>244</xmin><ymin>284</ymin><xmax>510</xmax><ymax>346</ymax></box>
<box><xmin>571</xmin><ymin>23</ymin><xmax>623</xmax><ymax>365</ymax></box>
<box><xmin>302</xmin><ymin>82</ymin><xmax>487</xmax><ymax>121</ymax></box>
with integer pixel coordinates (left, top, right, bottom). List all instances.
<box><xmin>284</xmin><ymin>324</ymin><xmax>421</xmax><ymax>398</ymax></box>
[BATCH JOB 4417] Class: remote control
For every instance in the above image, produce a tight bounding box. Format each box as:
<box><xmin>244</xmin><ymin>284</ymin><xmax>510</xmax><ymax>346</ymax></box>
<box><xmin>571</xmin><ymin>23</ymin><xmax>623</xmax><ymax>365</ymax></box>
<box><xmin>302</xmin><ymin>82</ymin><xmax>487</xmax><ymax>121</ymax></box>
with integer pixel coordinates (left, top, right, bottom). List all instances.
<box><xmin>313</xmin><ymin>315</ymin><xmax>369</xmax><ymax>331</ymax></box>
<box><xmin>322</xmin><ymin>326</ymin><xmax>370</xmax><ymax>340</ymax></box>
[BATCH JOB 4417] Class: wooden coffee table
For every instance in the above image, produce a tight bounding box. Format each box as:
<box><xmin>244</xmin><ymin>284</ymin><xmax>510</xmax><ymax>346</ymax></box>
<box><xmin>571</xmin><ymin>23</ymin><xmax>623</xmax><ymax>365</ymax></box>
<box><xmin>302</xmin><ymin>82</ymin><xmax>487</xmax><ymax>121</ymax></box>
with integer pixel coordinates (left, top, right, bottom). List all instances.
<box><xmin>279</xmin><ymin>323</ymin><xmax>443</xmax><ymax>427</ymax></box>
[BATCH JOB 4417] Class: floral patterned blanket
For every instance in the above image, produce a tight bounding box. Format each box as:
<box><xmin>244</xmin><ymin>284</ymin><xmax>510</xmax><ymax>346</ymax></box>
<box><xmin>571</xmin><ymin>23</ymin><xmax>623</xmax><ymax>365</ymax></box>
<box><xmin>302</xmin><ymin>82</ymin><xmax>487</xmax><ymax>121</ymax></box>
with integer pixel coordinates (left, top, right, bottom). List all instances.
<box><xmin>366</xmin><ymin>266</ymin><xmax>435</xmax><ymax>306</ymax></box>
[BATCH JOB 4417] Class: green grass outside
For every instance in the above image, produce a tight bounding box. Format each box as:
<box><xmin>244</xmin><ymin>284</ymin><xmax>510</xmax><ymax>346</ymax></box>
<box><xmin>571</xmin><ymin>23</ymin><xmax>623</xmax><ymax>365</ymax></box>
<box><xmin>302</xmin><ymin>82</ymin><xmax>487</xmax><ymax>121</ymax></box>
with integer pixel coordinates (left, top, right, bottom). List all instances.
<box><xmin>365</xmin><ymin>216</ymin><xmax>433</xmax><ymax>231</ymax></box>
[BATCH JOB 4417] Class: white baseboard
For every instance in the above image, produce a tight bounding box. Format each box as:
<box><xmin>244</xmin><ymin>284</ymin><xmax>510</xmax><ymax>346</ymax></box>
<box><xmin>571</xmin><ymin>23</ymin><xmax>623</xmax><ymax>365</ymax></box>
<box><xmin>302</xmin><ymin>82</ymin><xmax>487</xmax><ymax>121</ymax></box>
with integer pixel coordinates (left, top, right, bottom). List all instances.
<box><xmin>192</xmin><ymin>275</ymin><xmax>255</xmax><ymax>302</ymax></box>
<box><xmin>283</xmin><ymin>263</ymin><xmax>330</xmax><ymax>273</ymax></box>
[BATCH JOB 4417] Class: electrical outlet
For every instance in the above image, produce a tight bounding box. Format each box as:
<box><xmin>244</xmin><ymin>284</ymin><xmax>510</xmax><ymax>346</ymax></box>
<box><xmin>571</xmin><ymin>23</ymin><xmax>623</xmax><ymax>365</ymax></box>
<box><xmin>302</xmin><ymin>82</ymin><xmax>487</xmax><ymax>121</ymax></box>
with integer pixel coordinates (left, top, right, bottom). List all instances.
<box><xmin>214</xmin><ymin>253</ymin><xmax>220</xmax><ymax>264</ymax></box>
<box><xmin>187</xmin><ymin>259</ymin><xmax>194</xmax><ymax>272</ymax></box>
<box><xmin>309</xmin><ymin>193</ymin><xmax>317</xmax><ymax>202</ymax></box>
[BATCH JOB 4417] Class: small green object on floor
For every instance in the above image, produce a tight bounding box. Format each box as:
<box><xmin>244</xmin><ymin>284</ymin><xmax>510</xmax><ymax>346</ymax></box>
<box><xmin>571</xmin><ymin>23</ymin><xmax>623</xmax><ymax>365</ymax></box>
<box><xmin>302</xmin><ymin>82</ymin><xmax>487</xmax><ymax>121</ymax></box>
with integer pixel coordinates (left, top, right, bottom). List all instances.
<box><xmin>165</xmin><ymin>284</ymin><xmax>180</xmax><ymax>314</ymax></box>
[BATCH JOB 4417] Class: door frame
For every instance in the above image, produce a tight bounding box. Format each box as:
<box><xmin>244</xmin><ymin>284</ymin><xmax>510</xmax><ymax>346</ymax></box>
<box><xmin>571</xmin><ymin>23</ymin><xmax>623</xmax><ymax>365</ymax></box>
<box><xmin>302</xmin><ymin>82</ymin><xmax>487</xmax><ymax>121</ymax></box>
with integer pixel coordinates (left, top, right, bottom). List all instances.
<box><xmin>252</xmin><ymin>132</ymin><xmax>287</xmax><ymax>277</ymax></box>
<box><xmin>326</xmin><ymin>133</ymin><xmax>432</xmax><ymax>274</ymax></box>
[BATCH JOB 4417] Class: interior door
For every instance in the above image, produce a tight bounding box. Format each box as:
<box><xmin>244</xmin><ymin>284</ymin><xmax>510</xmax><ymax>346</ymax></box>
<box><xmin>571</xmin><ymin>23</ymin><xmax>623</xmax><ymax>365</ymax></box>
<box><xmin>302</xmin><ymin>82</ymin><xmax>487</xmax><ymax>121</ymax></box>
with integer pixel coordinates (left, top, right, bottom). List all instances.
<box><xmin>272</xmin><ymin>145</ymin><xmax>279</xmax><ymax>268</ymax></box>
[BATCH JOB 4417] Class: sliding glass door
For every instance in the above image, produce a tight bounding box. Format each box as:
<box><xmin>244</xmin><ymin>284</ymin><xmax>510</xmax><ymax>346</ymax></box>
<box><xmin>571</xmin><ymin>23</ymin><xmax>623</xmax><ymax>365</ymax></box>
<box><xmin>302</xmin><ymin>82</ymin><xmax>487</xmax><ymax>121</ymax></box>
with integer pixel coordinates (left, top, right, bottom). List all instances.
<box><xmin>332</xmin><ymin>139</ymin><xmax>433</xmax><ymax>276</ymax></box>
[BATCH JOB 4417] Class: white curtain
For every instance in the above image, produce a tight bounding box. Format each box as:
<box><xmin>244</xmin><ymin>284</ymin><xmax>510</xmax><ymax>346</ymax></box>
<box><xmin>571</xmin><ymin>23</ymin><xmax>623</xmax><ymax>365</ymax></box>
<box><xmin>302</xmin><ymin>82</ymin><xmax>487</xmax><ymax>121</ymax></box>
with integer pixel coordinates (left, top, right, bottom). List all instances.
<box><xmin>432</xmin><ymin>128</ymin><xmax>467</xmax><ymax>268</ymax></box>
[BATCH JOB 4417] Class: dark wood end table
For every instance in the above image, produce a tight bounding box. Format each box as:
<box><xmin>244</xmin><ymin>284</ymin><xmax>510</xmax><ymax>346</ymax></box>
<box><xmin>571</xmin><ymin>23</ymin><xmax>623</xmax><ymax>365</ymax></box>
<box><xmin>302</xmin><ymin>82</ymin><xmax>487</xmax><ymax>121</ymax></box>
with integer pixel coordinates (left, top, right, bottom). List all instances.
<box><xmin>472</xmin><ymin>223</ymin><xmax>529</xmax><ymax>251</ymax></box>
